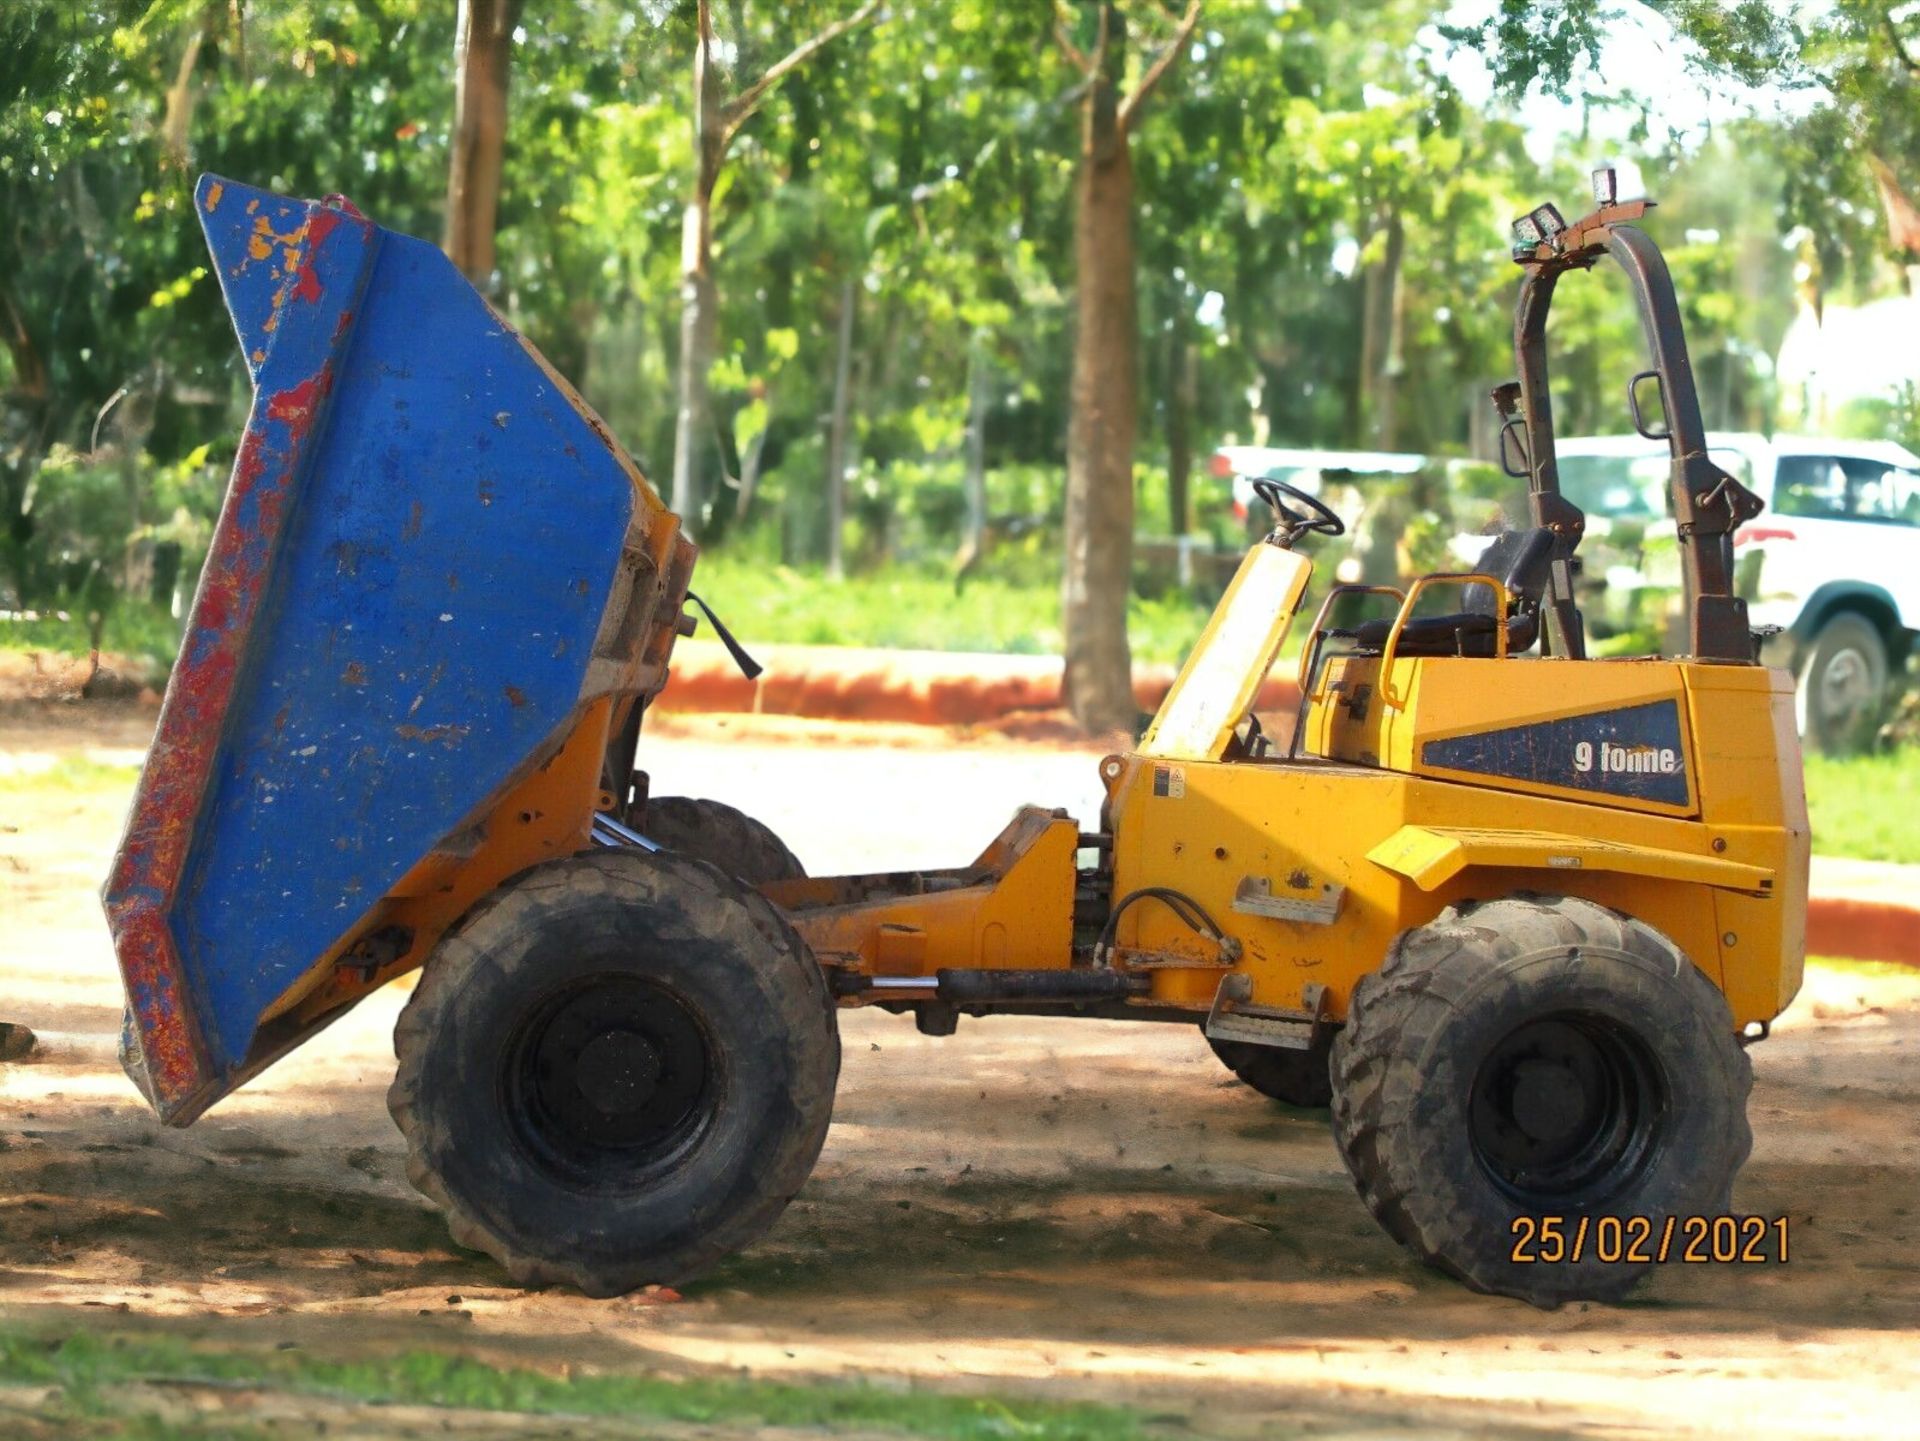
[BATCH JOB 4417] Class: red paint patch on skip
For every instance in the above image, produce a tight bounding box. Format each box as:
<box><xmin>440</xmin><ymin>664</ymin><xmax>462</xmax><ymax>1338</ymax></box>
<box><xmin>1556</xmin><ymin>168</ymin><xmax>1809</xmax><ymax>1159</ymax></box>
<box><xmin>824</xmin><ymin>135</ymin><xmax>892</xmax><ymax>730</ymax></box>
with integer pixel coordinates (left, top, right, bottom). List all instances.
<box><xmin>104</xmin><ymin>193</ymin><xmax>383</xmax><ymax>1124</ymax></box>
<box><xmin>106</xmin><ymin>381</ymin><xmax>320</xmax><ymax>1118</ymax></box>
<box><xmin>267</xmin><ymin>374</ymin><xmax>333</xmax><ymax>437</ymax></box>
<box><xmin>292</xmin><ymin>207</ymin><xmax>344</xmax><ymax>304</ymax></box>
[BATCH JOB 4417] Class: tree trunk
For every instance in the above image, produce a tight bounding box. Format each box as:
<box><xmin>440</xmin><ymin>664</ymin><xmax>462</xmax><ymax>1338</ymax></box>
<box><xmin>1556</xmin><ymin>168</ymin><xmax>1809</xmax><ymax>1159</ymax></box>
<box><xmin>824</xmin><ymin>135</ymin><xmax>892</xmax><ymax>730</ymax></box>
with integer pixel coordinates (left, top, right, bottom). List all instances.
<box><xmin>963</xmin><ymin>332</ymin><xmax>990</xmax><ymax>557</ymax></box>
<box><xmin>1165</xmin><ymin>312</ymin><xmax>1194</xmax><ymax>537</ymax></box>
<box><xmin>669</xmin><ymin>0</ymin><xmax>882</xmax><ymax>536</ymax></box>
<box><xmin>1868</xmin><ymin>153</ymin><xmax>1920</xmax><ymax>255</ymax></box>
<box><xmin>825</xmin><ymin>273</ymin><xmax>857</xmax><ymax>580</ymax></box>
<box><xmin>1062</xmin><ymin>5</ymin><xmax>1139</xmax><ymax>736</ymax></box>
<box><xmin>734</xmin><ymin>383</ymin><xmax>772</xmax><ymax>523</ymax></box>
<box><xmin>1382</xmin><ymin>213</ymin><xmax>1406</xmax><ymax>448</ymax></box>
<box><xmin>0</xmin><ymin>285</ymin><xmax>48</xmax><ymax>401</ymax></box>
<box><xmin>671</xmin><ymin>202</ymin><xmax>718</xmax><ymax>529</ymax></box>
<box><xmin>1358</xmin><ymin>208</ymin><xmax>1405</xmax><ymax>449</ymax></box>
<box><xmin>444</xmin><ymin>0</ymin><xmax>519</xmax><ymax>286</ymax></box>
<box><xmin>160</xmin><ymin>26</ymin><xmax>205</xmax><ymax>171</ymax></box>
<box><xmin>1</xmin><ymin>281</ymin><xmax>49</xmax><ymax>604</ymax></box>
<box><xmin>671</xmin><ymin>6</ymin><xmax>724</xmax><ymax>531</ymax></box>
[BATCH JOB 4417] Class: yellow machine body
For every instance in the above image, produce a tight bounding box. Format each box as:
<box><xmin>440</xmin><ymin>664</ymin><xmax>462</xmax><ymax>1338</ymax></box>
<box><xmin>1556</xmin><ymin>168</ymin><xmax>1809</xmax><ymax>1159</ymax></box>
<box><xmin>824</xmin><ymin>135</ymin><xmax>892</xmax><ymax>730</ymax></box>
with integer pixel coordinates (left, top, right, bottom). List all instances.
<box><xmin>777</xmin><ymin>542</ymin><xmax>1810</xmax><ymax>1034</ymax></box>
<box><xmin>768</xmin><ymin>806</ymin><xmax>1081</xmax><ymax>976</ymax></box>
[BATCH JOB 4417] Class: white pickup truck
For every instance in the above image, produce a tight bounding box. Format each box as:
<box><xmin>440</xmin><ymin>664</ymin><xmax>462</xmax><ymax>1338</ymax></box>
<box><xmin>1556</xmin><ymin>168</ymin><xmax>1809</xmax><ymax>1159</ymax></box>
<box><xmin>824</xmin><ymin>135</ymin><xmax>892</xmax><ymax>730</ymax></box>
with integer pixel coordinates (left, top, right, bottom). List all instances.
<box><xmin>1552</xmin><ymin>432</ymin><xmax>1920</xmax><ymax>752</ymax></box>
<box><xmin>1214</xmin><ymin>435</ymin><xmax>1919</xmax><ymax>752</ymax></box>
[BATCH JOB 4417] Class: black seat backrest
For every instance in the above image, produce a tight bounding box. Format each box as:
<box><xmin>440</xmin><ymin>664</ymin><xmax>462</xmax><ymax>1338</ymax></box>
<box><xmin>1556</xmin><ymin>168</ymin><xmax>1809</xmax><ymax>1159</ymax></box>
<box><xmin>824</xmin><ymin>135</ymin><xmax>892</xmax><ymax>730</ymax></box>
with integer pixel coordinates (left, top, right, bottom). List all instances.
<box><xmin>1320</xmin><ymin>525</ymin><xmax>1558</xmax><ymax>660</ymax></box>
<box><xmin>1463</xmin><ymin>527</ymin><xmax>1554</xmax><ymax>618</ymax></box>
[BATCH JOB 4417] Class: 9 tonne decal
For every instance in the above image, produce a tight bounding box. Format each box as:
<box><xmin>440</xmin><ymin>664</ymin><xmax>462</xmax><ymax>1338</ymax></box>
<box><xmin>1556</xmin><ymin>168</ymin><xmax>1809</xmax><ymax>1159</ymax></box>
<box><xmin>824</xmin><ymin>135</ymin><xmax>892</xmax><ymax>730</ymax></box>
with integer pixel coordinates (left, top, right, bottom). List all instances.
<box><xmin>1420</xmin><ymin>699</ymin><xmax>1691</xmax><ymax>807</ymax></box>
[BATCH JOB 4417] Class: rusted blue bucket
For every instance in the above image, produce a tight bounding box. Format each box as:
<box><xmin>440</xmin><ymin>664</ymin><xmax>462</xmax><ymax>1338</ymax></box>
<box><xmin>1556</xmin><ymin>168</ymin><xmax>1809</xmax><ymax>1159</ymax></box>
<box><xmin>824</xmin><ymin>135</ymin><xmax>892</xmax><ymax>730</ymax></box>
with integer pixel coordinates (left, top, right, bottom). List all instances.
<box><xmin>104</xmin><ymin>176</ymin><xmax>688</xmax><ymax>1123</ymax></box>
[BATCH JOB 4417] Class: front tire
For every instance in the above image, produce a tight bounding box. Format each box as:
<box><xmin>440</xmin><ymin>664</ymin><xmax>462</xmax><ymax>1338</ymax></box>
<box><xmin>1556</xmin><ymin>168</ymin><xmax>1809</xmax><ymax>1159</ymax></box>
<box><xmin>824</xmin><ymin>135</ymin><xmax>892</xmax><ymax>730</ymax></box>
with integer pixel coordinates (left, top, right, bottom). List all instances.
<box><xmin>389</xmin><ymin>849</ymin><xmax>838</xmax><ymax>1297</ymax></box>
<box><xmin>1797</xmin><ymin>611</ymin><xmax>1888</xmax><ymax>754</ymax></box>
<box><xmin>1330</xmin><ymin>895</ymin><xmax>1751</xmax><ymax>1307</ymax></box>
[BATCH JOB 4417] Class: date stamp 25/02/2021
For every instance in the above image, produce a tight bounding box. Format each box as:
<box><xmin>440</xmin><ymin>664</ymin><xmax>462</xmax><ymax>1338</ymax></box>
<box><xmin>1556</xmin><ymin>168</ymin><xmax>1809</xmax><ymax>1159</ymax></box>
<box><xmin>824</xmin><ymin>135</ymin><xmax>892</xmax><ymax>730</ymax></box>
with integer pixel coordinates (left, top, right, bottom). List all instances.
<box><xmin>1510</xmin><ymin>1215</ymin><xmax>1790</xmax><ymax>1266</ymax></box>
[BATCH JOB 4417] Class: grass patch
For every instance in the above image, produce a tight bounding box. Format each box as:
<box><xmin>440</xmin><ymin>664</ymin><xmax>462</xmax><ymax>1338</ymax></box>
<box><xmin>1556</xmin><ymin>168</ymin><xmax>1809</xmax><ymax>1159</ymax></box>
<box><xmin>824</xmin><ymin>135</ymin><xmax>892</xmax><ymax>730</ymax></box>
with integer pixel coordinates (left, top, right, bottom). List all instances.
<box><xmin>0</xmin><ymin>756</ymin><xmax>143</xmax><ymax>793</ymax></box>
<box><xmin>1805</xmin><ymin>749</ymin><xmax>1920</xmax><ymax>864</ymax></box>
<box><xmin>0</xmin><ymin>605</ymin><xmax>182</xmax><ymax>664</ymax></box>
<box><xmin>0</xmin><ymin>557</ymin><xmax>1244</xmax><ymax>670</ymax></box>
<box><xmin>1805</xmin><ymin>955</ymin><xmax>1920</xmax><ymax>980</ymax></box>
<box><xmin>4</xmin><ymin>561</ymin><xmax>1219</xmax><ymax>667</ymax></box>
<box><xmin>0</xmin><ymin>1329</ymin><xmax>1150</xmax><ymax>1440</ymax></box>
<box><xmin>690</xmin><ymin>553</ymin><xmax>1214</xmax><ymax>666</ymax></box>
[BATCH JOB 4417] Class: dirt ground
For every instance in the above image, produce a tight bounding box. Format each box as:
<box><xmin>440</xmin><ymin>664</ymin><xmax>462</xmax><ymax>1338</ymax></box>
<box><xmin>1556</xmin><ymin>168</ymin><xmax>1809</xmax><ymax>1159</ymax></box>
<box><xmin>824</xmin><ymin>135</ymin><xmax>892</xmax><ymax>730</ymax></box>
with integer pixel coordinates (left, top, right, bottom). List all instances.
<box><xmin>4</xmin><ymin>701</ymin><xmax>1920</xmax><ymax>1438</ymax></box>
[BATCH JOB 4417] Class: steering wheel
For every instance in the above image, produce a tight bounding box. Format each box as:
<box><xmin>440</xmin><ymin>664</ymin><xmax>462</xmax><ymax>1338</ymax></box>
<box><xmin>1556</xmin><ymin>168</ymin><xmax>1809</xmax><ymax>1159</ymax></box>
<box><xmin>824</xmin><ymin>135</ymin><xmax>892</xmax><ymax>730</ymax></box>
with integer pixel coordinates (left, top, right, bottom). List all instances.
<box><xmin>1251</xmin><ymin>477</ymin><xmax>1345</xmax><ymax>541</ymax></box>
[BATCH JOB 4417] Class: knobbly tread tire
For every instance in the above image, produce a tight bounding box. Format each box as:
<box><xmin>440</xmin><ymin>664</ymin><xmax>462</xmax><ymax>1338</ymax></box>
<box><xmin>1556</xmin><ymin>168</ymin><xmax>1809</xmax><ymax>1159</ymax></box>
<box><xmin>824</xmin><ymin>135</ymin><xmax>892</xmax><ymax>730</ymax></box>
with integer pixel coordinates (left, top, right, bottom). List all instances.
<box><xmin>737</xmin><ymin>883</ymin><xmax>840</xmax><ymax>1033</ymax></box>
<box><xmin>636</xmin><ymin>796</ymin><xmax>806</xmax><ymax>886</ymax></box>
<box><xmin>1205</xmin><ymin>1031</ymin><xmax>1334</xmax><ymax>1109</ymax></box>
<box><xmin>1330</xmin><ymin>893</ymin><xmax>1753</xmax><ymax>1307</ymax></box>
<box><xmin>1798</xmin><ymin>611</ymin><xmax>1889</xmax><ymax>755</ymax></box>
<box><xmin>388</xmin><ymin>848</ymin><xmax>838</xmax><ymax>1297</ymax></box>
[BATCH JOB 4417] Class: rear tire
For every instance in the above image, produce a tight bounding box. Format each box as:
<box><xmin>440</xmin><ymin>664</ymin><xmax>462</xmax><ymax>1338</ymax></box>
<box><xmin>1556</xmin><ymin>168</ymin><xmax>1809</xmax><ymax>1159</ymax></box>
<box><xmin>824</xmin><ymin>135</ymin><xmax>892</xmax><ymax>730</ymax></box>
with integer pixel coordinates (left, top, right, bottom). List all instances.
<box><xmin>1797</xmin><ymin>611</ymin><xmax>1888</xmax><ymax>754</ymax></box>
<box><xmin>1330</xmin><ymin>894</ymin><xmax>1751</xmax><ymax>1307</ymax></box>
<box><xmin>1205</xmin><ymin>1031</ymin><xmax>1334</xmax><ymax>1108</ymax></box>
<box><xmin>0</xmin><ymin>1021</ymin><xmax>37</xmax><ymax>1063</ymax></box>
<box><xmin>637</xmin><ymin>796</ymin><xmax>806</xmax><ymax>885</ymax></box>
<box><xmin>389</xmin><ymin>849</ymin><xmax>838</xmax><ymax>1297</ymax></box>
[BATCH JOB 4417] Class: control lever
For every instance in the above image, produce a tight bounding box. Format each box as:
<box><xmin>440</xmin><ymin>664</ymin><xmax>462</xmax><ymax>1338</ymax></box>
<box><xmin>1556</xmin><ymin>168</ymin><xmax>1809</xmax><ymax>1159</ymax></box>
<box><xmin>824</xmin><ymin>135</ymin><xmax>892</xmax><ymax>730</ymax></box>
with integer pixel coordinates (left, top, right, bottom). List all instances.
<box><xmin>684</xmin><ymin>591</ymin><xmax>764</xmax><ymax>680</ymax></box>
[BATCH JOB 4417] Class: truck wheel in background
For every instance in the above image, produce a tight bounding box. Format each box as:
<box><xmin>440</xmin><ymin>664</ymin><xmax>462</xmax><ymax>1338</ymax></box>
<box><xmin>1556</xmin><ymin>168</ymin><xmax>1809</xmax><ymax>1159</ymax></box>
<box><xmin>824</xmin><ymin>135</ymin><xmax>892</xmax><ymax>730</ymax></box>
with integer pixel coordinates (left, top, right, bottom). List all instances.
<box><xmin>1797</xmin><ymin>611</ymin><xmax>1888</xmax><ymax>754</ymax></box>
<box><xmin>389</xmin><ymin>849</ymin><xmax>839</xmax><ymax>1297</ymax></box>
<box><xmin>1204</xmin><ymin>1031</ymin><xmax>1334</xmax><ymax>1108</ymax></box>
<box><xmin>636</xmin><ymin>796</ymin><xmax>806</xmax><ymax>885</ymax></box>
<box><xmin>1329</xmin><ymin>894</ymin><xmax>1751</xmax><ymax>1307</ymax></box>
<box><xmin>0</xmin><ymin>1021</ymin><xmax>36</xmax><ymax>1063</ymax></box>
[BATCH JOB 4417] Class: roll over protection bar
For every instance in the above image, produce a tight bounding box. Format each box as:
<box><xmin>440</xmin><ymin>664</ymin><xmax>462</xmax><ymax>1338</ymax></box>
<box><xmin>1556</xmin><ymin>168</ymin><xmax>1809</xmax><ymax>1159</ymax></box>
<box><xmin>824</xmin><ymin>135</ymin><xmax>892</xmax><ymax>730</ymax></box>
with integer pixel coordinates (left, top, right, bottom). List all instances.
<box><xmin>1496</xmin><ymin>170</ymin><xmax>1766</xmax><ymax>663</ymax></box>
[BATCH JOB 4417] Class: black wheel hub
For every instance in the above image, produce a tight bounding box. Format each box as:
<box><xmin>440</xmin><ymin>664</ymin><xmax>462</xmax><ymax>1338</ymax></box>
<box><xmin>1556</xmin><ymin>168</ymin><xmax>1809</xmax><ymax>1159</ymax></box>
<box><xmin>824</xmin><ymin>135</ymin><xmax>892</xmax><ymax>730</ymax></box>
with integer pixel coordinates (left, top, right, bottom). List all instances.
<box><xmin>1469</xmin><ymin>1013</ymin><xmax>1665</xmax><ymax>1207</ymax></box>
<box><xmin>505</xmin><ymin>976</ymin><xmax>714</xmax><ymax>1187</ymax></box>
<box><xmin>574</xmin><ymin>1030</ymin><xmax>664</xmax><ymax>1116</ymax></box>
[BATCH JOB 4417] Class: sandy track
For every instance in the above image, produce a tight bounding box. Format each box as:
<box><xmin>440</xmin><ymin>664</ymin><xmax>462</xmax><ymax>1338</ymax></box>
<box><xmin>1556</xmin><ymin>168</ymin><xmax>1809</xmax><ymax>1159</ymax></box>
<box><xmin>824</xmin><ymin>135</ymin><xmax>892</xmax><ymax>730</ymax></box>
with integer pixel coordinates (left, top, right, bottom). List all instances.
<box><xmin>3</xmin><ymin>703</ymin><xmax>1920</xmax><ymax>1438</ymax></box>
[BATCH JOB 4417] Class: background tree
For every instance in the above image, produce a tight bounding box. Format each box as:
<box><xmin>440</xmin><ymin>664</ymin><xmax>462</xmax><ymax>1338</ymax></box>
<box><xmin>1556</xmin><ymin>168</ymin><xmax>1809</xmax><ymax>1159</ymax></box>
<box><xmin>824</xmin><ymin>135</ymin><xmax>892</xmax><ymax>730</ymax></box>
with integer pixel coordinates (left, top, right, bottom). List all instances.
<box><xmin>7</xmin><ymin>0</ymin><xmax>1907</xmax><ymax>734</ymax></box>
<box><xmin>670</xmin><ymin>0</ymin><xmax>882</xmax><ymax>535</ymax></box>
<box><xmin>0</xmin><ymin>0</ymin><xmax>453</xmax><ymax>611</ymax></box>
<box><xmin>444</xmin><ymin>0</ymin><xmax>522</xmax><ymax>285</ymax></box>
<box><xmin>1054</xmin><ymin>0</ymin><xmax>1202</xmax><ymax>735</ymax></box>
<box><xmin>1447</xmin><ymin>3</ymin><xmax>1920</xmax><ymax>286</ymax></box>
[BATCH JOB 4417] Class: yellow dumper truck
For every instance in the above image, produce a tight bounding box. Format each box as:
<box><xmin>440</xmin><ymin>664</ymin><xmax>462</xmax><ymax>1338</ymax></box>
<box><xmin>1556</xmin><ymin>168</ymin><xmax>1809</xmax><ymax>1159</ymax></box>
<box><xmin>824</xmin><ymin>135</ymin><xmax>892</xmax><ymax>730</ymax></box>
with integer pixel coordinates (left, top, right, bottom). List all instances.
<box><xmin>110</xmin><ymin>170</ymin><xmax>1804</xmax><ymax>1309</ymax></box>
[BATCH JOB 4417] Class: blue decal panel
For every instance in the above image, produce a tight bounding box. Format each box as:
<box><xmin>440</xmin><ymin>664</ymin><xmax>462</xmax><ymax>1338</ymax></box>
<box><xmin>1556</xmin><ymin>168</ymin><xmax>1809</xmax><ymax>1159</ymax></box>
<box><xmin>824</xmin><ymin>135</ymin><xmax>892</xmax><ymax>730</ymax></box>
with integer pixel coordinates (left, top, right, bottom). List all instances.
<box><xmin>1420</xmin><ymin>700</ymin><xmax>1692</xmax><ymax>808</ymax></box>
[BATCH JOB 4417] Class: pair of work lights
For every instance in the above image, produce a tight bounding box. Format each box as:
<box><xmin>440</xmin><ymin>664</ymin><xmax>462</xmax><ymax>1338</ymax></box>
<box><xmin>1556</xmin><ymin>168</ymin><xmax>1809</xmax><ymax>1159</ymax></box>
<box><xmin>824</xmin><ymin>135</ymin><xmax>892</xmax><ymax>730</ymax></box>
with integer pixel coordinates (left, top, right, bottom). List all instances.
<box><xmin>1510</xmin><ymin>166</ymin><xmax>1626</xmax><ymax>257</ymax></box>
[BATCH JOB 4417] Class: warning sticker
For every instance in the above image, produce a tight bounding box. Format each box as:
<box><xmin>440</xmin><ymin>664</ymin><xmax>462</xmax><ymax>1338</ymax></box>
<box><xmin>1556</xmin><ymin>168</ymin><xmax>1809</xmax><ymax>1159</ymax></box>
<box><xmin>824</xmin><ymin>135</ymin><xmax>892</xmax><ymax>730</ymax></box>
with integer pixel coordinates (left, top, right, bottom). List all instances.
<box><xmin>1152</xmin><ymin>764</ymin><xmax>1186</xmax><ymax>799</ymax></box>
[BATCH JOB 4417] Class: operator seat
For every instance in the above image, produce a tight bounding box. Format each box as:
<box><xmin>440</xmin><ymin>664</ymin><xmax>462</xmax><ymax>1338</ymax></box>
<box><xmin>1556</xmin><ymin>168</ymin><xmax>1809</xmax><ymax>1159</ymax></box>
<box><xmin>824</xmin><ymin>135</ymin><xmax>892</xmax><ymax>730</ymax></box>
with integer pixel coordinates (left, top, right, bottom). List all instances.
<box><xmin>1331</xmin><ymin>526</ymin><xmax>1555</xmax><ymax>659</ymax></box>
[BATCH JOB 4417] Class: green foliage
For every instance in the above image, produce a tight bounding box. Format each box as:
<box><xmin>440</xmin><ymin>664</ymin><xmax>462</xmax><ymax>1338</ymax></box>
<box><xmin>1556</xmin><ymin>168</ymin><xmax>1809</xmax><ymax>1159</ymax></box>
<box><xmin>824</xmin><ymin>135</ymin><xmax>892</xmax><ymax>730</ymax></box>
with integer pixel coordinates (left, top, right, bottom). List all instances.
<box><xmin>0</xmin><ymin>0</ymin><xmax>455</xmax><ymax>610</ymax></box>
<box><xmin>691</xmin><ymin>544</ymin><xmax>1214</xmax><ymax>664</ymax></box>
<box><xmin>0</xmin><ymin>1327</ymin><xmax>1147</xmax><ymax>1440</ymax></box>
<box><xmin>4</xmin><ymin>0</ymin><xmax>1913</xmax><ymax>663</ymax></box>
<box><xmin>1828</xmin><ymin>382</ymin><xmax>1920</xmax><ymax>450</ymax></box>
<box><xmin>0</xmin><ymin>601</ymin><xmax>181</xmax><ymax>661</ymax></box>
<box><xmin>1805</xmin><ymin>749</ymin><xmax>1920</xmax><ymax>864</ymax></box>
<box><xmin>1443</xmin><ymin>2</ymin><xmax>1799</xmax><ymax>98</ymax></box>
<box><xmin>0</xmin><ymin>755</ymin><xmax>143</xmax><ymax>793</ymax></box>
<box><xmin>1452</xmin><ymin>3</ymin><xmax>1920</xmax><ymax>302</ymax></box>
<box><xmin>17</xmin><ymin>440</ymin><xmax>220</xmax><ymax>611</ymax></box>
